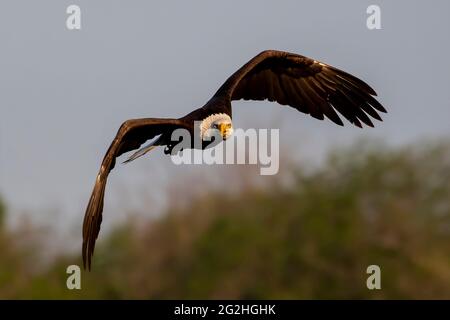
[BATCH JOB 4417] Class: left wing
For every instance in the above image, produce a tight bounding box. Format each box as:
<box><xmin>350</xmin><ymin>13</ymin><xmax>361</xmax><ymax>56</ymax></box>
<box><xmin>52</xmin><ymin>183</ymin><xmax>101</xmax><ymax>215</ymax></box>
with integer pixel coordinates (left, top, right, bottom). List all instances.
<box><xmin>213</xmin><ymin>50</ymin><xmax>386</xmax><ymax>127</ymax></box>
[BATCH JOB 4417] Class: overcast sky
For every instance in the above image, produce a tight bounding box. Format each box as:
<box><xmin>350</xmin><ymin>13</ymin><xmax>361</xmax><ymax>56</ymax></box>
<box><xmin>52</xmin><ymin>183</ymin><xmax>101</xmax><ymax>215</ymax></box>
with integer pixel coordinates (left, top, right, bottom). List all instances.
<box><xmin>1</xmin><ymin>1</ymin><xmax>449</xmax><ymax>232</ymax></box>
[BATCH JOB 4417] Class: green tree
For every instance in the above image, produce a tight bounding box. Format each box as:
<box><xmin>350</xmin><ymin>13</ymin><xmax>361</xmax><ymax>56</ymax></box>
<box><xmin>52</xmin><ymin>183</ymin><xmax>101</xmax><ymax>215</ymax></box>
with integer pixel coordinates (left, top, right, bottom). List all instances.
<box><xmin>2</xmin><ymin>141</ymin><xmax>450</xmax><ymax>299</ymax></box>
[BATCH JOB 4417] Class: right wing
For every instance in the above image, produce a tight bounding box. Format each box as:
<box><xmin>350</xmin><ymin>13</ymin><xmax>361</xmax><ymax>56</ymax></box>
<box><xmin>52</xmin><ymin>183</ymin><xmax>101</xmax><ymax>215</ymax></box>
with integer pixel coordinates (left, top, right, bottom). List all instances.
<box><xmin>82</xmin><ymin>118</ymin><xmax>186</xmax><ymax>270</ymax></box>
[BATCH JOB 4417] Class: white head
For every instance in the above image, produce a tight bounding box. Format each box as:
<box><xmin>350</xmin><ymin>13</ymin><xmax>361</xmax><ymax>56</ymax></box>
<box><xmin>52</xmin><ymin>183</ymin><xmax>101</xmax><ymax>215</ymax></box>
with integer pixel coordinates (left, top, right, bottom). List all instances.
<box><xmin>200</xmin><ymin>113</ymin><xmax>234</xmax><ymax>141</ymax></box>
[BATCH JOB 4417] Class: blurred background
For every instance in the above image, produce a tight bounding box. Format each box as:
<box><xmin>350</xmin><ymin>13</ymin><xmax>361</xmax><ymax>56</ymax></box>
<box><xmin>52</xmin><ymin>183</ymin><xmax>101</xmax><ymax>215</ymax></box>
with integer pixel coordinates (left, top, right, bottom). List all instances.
<box><xmin>1</xmin><ymin>0</ymin><xmax>450</xmax><ymax>299</ymax></box>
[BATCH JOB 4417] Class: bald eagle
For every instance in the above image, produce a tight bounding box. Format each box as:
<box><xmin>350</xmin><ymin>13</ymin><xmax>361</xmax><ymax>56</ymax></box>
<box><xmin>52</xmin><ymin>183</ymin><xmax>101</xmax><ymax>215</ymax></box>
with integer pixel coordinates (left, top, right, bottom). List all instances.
<box><xmin>82</xmin><ymin>50</ymin><xmax>386</xmax><ymax>269</ymax></box>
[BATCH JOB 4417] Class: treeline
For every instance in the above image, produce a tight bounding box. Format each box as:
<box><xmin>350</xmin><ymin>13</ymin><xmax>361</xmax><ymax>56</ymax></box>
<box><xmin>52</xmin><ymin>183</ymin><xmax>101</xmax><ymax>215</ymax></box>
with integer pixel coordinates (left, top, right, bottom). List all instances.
<box><xmin>1</xmin><ymin>140</ymin><xmax>450</xmax><ymax>299</ymax></box>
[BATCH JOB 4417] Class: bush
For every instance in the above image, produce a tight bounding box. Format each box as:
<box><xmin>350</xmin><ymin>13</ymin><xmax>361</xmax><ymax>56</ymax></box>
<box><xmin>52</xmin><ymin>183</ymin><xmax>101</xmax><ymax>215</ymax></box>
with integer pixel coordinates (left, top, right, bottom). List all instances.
<box><xmin>1</xmin><ymin>141</ymin><xmax>450</xmax><ymax>299</ymax></box>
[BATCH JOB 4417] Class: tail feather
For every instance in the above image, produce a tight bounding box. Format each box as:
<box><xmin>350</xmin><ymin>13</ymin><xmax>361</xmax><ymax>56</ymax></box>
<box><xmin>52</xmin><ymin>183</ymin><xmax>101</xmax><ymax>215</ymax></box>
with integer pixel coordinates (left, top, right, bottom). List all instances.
<box><xmin>123</xmin><ymin>136</ymin><xmax>161</xmax><ymax>164</ymax></box>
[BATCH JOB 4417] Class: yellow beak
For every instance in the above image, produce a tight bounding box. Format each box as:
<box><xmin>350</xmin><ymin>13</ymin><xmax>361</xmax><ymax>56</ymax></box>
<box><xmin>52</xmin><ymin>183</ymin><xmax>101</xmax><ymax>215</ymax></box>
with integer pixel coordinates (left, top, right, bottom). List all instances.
<box><xmin>218</xmin><ymin>123</ymin><xmax>230</xmax><ymax>139</ymax></box>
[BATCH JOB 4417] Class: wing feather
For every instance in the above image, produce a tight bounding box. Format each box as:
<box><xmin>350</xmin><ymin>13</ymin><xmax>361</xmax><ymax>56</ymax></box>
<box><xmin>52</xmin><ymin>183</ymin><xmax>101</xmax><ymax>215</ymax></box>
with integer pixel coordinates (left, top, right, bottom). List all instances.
<box><xmin>82</xmin><ymin>118</ymin><xmax>185</xmax><ymax>270</ymax></box>
<box><xmin>213</xmin><ymin>50</ymin><xmax>386</xmax><ymax>127</ymax></box>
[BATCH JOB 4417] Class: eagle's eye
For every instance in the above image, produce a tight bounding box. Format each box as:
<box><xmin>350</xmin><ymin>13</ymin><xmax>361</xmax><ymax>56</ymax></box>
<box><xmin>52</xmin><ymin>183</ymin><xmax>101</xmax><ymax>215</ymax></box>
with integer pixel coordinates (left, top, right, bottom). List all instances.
<box><xmin>212</xmin><ymin>123</ymin><xmax>219</xmax><ymax>129</ymax></box>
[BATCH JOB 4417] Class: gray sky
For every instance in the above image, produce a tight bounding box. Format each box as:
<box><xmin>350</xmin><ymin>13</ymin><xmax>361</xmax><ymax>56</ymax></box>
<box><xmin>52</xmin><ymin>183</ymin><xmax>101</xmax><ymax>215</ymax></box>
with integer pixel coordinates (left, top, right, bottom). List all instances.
<box><xmin>1</xmin><ymin>1</ymin><xmax>449</xmax><ymax>232</ymax></box>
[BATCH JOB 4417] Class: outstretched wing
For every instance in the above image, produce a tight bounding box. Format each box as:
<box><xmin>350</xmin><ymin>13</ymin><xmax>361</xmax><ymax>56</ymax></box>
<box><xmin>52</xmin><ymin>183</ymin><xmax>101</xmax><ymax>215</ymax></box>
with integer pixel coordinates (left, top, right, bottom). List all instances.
<box><xmin>214</xmin><ymin>50</ymin><xmax>386</xmax><ymax>127</ymax></box>
<box><xmin>82</xmin><ymin>118</ymin><xmax>186</xmax><ymax>270</ymax></box>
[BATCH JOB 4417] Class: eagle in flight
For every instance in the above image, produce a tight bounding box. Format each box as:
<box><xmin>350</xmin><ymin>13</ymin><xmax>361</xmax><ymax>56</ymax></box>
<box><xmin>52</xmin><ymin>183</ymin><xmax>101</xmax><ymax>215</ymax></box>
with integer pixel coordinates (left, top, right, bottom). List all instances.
<box><xmin>82</xmin><ymin>50</ymin><xmax>387</xmax><ymax>269</ymax></box>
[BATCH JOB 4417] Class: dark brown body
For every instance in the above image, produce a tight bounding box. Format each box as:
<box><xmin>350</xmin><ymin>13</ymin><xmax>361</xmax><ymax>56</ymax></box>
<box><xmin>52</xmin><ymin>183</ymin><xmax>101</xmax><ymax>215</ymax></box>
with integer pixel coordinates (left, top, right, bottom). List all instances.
<box><xmin>82</xmin><ymin>50</ymin><xmax>387</xmax><ymax>270</ymax></box>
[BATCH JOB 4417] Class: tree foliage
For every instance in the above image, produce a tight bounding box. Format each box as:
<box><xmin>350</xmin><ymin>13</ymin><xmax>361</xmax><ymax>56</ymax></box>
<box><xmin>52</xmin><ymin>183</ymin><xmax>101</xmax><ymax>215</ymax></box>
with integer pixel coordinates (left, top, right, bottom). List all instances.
<box><xmin>1</xmin><ymin>141</ymin><xmax>450</xmax><ymax>299</ymax></box>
